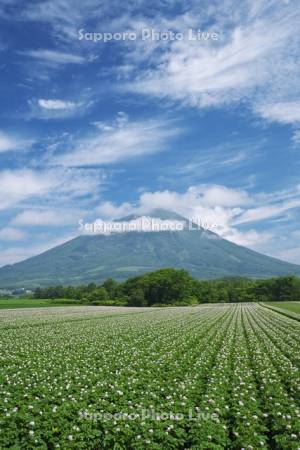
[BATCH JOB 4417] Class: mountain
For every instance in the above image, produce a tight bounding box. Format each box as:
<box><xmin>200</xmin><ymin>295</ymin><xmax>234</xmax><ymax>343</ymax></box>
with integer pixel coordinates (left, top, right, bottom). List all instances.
<box><xmin>1</xmin><ymin>209</ymin><xmax>300</xmax><ymax>288</ymax></box>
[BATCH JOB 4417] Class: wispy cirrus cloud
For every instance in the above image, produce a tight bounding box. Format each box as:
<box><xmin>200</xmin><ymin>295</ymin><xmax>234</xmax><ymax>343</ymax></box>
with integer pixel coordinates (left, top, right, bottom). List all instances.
<box><xmin>54</xmin><ymin>114</ymin><xmax>181</xmax><ymax>166</ymax></box>
<box><xmin>127</xmin><ymin>1</ymin><xmax>300</xmax><ymax>124</ymax></box>
<box><xmin>234</xmin><ymin>196</ymin><xmax>300</xmax><ymax>226</ymax></box>
<box><xmin>13</xmin><ymin>0</ymin><xmax>300</xmax><ymax>126</ymax></box>
<box><xmin>22</xmin><ymin>0</ymin><xmax>101</xmax><ymax>41</ymax></box>
<box><xmin>0</xmin><ymin>168</ymin><xmax>104</xmax><ymax>210</ymax></box>
<box><xmin>16</xmin><ymin>47</ymin><xmax>91</xmax><ymax>84</ymax></box>
<box><xmin>175</xmin><ymin>138</ymin><xmax>264</xmax><ymax>182</ymax></box>
<box><xmin>20</xmin><ymin>49</ymin><xmax>86</xmax><ymax>65</ymax></box>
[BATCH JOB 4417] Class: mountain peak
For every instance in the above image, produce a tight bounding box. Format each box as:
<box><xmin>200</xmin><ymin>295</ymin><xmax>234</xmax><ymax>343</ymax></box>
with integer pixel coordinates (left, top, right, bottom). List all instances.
<box><xmin>1</xmin><ymin>209</ymin><xmax>300</xmax><ymax>288</ymax></box>
<box><xmin>119</xmin><ymin>209</ymin><xmax>187</xmax><ymax>222</ymax></box>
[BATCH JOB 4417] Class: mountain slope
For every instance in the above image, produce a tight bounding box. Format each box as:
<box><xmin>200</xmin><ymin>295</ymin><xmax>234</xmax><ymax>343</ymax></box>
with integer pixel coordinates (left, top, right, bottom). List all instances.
<box><xmin>1</xmin><ymin>210</ymin><xmax>300</xmax><ymax>288</ymax></box>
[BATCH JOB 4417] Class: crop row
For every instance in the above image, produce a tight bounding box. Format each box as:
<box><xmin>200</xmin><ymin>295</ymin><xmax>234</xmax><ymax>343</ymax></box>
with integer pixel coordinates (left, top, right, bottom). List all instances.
<box><xmin>0</xmin><ymin>304</ymin><xmax>299</xmax><ymax>449</ymax></box>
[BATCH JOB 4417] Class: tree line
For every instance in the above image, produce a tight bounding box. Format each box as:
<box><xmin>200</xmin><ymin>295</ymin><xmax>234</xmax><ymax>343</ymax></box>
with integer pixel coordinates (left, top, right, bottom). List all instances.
<box><xmin>33</xmin><ymin>268</ymin><xmax>300</xmax><ymax>306</ymax></box>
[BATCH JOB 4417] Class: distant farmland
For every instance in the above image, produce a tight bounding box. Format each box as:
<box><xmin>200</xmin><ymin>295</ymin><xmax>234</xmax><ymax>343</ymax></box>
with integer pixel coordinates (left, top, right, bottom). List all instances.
<box><xmin>0</xmin><ymin>298</ymin><xmax>80</xmax><ymax>309</ymax></box>
<box><xmin>266</xmin><ymin>301</ymin><xmax>300</xmax><ymax>315</ymax></box>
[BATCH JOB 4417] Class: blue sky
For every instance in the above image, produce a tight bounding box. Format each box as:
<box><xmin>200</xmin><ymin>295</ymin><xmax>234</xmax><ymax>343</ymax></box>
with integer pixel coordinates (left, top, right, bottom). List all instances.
<box><xmin>0</xmin><ymin>0</ymin><xmax>300</xmax><ymax>266</ymax></box>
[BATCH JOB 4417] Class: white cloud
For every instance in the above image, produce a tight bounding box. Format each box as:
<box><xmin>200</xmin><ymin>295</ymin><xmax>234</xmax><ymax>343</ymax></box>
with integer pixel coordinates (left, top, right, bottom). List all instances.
<box><xmin>91</xmin><ymin>112</ymin><xmax>129</xmax><ymax>131</ymax></box>
<box><xmin>0</xmin><ymin>170</ymin><xmax>54</xmax><ymax>210</ymax></box>
<box><xmin>127</xmin><ymin>1</ymin><xmax>300</xmax><ymax>123</ymax></box>
<box><xmin>38</xmin><ymin>99</ymin><xmax>78</xmax><ymax>110</ymax></box>
<box><xmin>56</xmin><ymin>117</ymin><xmax>181</xmax><ymax>166</ymax></box>
<box><xmin>256</xmin><ymin>101</ymin><xmax>300</xmax><ymax>124</ymax></box>
<box><xmin>0</xmin><ymin>227</ymin><xmax>26</xmax><ymax>241</ymax></box>
<box><xmin>0</xmin><ymin>168</ymin><xmax>104</xmax><ymax>211</ymax></box>
<box><xmin>191</xmin><ymin>185</ymin><xmax>251</xmax><ymax>207</ymax></box>
<box><xmin>17</xmin><ymin>1</ymin><xmax>300</xmax><ymax>127</ymax></box>
<box><xmin>22</xmin><ymin>49</ymin><xmax>86</xmax><ymax>65</ymax></box>
<box><xmin>177</xmin><ymin>139</ymin><xmax>260</xmax><ymax>180</ymax></box>
<box><xmin>28</xmin><ymin>96</ymin><xmax>91</xmax><ymax>120</ymax></box>
<box><xmin>96</xmin><ymin>183</ymin><xmax>300</xmax><ymax>248</ymax></box>
<box><xmin>137</xmin><ymin>185</ymin><xmax>249</xmax><ymax>213</ymax></box>
<box><xmin>12</xmin><ymin>209</ymin><xmax>80</xmax><ymax>227</ymax></box>
<box><xmin>292</xmin><ymin>130</ymin><xmax>300</xmax><ymax>146</ymax></box>
<box><xmin>96</xmin><ymin>201</ymin><xmax>134</xmax><ymax>219</ymax></box>
<box><xmin>234</xmin><ymin>198</ymin><xmax>300</xmax><ymax>225</ymax></box>
<box><xmin>13</xmin><ymin>1</ymin><xmax>300</xmax><ymax>127</ymax></box>
<box><xmin>217</xmin><ymin>227</ymin><xmax>272</xmax><ymax>249</ymax></box>
<box><xmin>0</xmin><ymin>132</ymin><xmax>18</xmax><ymax>152</ymax></box>
<box><xmin>0</xmin><ymin>131</ymin><xmax>33</xmax><ymax>153</ymax></box>
<box><xmin>22</xmin><ymin>0</ymin><xmax>100</xmax><ymax>40</ymax></box>
<box><xmin>135</xmin><ymin>187</ymin><xmax>247</xmax><ymax>245</ymax></box>
<box><xmin>96</xmin><ymin>185</ymin><xmax>248</xmax><ymax>243</ymax></box>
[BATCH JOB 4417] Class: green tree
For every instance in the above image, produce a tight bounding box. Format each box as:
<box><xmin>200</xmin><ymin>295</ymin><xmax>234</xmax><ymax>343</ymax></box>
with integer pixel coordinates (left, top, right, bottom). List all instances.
<box><xmin>88</xmin><ymin>287</ymin><xmax>109</xmax><ymax>303</ymax></box>
<box><xmin>102</xmin><ymin>278</ymin><xmax>119</xmax><ymax>299</ymax></box>
<box><xmin>128</xmin><ymin>288</ymin><xmax>147</xmax><ymax>306</ymax></box>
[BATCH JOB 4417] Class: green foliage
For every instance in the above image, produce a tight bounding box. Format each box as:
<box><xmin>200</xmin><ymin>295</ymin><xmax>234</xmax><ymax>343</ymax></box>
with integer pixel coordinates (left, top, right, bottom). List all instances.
<box><xmin>88</xmin><ymin>287</ymin><xmax>109</xmax><ymax>303</ymax></box>
<box><xmin>9</xmin><ymin>274</ymin><xmax>300</xmax><ymax>310</ymax></box>
<box><xmin>253</xmin><ymin>275</ymin><xmax>300</xmax><ymax>301</ymax></box>
<box><xmin>102</xmin><ymin>278</ymin><xmax>119</xmax><ymax>298</ymax></box>
<box><xmin>120</xmin><ymin>268</ymin><xmax>194</xmax><ymax>306</ymax></box>
<box><xmin>127</xmin><ymin>288</ymin><xmax>147</xmax><ymax>307</ymax></box>
<box><xmin>33</xmin><ymin>271</ymin><xmax>300</xmax><ymax>306</ymax></box>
